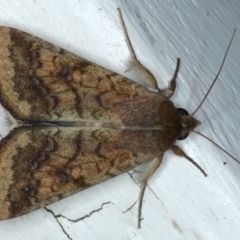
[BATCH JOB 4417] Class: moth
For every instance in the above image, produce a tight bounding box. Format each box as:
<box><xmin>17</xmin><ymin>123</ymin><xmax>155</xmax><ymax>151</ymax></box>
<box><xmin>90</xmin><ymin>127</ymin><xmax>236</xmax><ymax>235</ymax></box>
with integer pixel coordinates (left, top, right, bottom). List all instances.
<box><xmin>0</xmin><ymin>9</ymin><xmax>237</xmax><ymax>228</ymax></box>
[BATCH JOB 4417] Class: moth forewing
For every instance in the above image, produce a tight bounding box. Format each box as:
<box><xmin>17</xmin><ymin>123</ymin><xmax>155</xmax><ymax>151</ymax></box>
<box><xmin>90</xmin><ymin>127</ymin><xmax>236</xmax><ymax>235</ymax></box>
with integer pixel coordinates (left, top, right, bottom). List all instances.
<box><xmin>0</xmin><ymin>126</ymin><xmax>168</xmax><ymax>219</ymax></box>
<box><xmin>0</xmin><ymin>23</ymin><xmax>185</xmax><ymax>222</ymax></box>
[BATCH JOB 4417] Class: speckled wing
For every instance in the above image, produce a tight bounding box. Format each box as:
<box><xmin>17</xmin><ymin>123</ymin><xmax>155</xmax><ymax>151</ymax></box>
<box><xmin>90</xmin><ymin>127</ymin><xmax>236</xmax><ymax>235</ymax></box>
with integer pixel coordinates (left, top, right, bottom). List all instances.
<box><xmin>0</xmin><ymin>27</ymin><xmax>182</xmax><ymax>220</ymax></box>
<box><xmin>0</xmin><ymin>26</ymin><xmax>174</xmax><ymax>128</ymax></box>
<box><xmin>0</xmin><ymin>126</ymin><xmax>165</xmax><ymax>219</ymax></box>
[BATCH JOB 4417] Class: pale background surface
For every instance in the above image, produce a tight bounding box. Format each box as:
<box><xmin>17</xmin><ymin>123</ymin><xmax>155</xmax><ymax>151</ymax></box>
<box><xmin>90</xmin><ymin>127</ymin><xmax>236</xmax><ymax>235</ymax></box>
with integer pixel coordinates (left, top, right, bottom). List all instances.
<box><xmin>0</xmin><ymin>0</ymin><xmax>240</xmax><ymax>239</ymax></box>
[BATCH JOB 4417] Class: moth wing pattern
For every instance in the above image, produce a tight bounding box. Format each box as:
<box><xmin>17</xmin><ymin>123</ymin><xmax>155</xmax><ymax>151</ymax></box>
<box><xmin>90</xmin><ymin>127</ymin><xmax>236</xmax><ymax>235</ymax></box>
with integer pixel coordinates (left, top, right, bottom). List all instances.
<box><xmin>0</xmin><ymin>26</ymin><xmax>167</xmax><ymax>127</ymax></box>
<box><xmin>0</xmin><ymin>26</ymin><xmax>183</xmax><ymax>220</ymax></box>
<box><xmin>0</xmin><ymin>125</ymin><xmax>166</xmax><ymax>219</ymax></box>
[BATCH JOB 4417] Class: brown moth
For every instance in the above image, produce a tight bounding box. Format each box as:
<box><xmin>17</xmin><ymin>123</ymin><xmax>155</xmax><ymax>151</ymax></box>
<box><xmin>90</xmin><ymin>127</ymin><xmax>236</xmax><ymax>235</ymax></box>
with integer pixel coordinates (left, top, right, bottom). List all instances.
<box><xmin>0</xmin><ymin>9</ymin><xmax>237</xmax><ymax>228</ymax></box>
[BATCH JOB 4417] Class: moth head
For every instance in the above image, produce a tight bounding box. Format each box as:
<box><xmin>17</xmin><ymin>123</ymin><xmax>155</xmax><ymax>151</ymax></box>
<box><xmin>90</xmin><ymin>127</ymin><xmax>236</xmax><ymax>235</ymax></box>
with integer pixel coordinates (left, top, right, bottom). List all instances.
<box><xmin>177</xmin><ymin>108</ymin><xmax>201</xmax><ymax>140</ymax></box>
<box><xmin>175</xmin><ymin>29</ymin><xmax>239</xmax><ymax>165</ymax></box>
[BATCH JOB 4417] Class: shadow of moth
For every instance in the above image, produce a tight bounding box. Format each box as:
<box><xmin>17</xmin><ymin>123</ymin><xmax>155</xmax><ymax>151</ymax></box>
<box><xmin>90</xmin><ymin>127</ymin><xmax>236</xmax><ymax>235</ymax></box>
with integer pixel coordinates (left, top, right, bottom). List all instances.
<box><xmin>0</xmin><ymin>9</ymin><xmax>237</xmax><ymax>228</ymax></box>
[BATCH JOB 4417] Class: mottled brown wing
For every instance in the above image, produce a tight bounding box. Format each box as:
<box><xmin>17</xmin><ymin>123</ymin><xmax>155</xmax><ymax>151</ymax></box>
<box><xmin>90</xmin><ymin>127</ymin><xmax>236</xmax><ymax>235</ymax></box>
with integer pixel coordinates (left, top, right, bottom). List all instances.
<box><xmin>0</xmin><ymin>26</ymin><xmax>168</xmax><ymax>127</ymax></box>
<box><xmin>0</xmin><ymin>126</ymin><xmax>164</xmax><ymax>220</ymax></box>
<box><xmin>0</xmin><ymin>26</ymin><xmax>183</xmax><ymax>221</ymax></box>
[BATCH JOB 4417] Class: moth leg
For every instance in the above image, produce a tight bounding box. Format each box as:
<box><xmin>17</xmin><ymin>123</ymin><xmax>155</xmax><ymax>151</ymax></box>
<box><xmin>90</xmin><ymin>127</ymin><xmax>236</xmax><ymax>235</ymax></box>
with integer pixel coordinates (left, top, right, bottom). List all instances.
<box><xmin>138</xmin><ymin>155</ymin><xmax>163</xmax><ymax>228</ymax></box>
<box><xmin>160</xmin><ymin>58</ymin><xmax>180</xmax><ymax>98</ymax></box>
<box><xmin>117</xmin><ymin>8</ymin><xmax>158</xmax><ymax>90</ymax></box>
<box><xmin>171</xmin><ymin>145</ymin><xmax>207</xmax><ymax>177</ymax></box>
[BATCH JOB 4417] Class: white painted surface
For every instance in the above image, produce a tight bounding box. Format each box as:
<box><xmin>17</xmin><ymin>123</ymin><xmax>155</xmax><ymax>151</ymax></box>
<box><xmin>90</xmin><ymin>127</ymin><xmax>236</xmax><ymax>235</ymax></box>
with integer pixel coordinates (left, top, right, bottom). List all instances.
<box><xmin>0</xmin><ymin>0</ymin><xmax>240</xmax><ymax>239</ymax></box>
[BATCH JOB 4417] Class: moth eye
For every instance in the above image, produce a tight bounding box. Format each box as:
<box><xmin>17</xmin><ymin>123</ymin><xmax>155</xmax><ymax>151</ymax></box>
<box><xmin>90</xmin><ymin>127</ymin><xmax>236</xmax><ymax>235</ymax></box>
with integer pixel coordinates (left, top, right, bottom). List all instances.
<box><xmin>177</xmin><ymin>108</ymin><xmax>189</xmax><ymax>140</ymax></box>
<box><xmin>176</xmin><ymin>108</ymin><xmax>189</xmax><ymax>117</ymax></box>
<box><xmin>178</xmin><ymin>133</ymin><xmax>189</xmax><ymax>140</ymax></box>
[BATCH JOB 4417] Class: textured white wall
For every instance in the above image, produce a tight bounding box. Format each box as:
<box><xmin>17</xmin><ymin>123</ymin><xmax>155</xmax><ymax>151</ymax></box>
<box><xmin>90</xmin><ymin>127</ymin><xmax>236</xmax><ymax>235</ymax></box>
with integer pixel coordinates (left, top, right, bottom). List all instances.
<box><xmin>0</xmin><ymin>0</ymin><xmax>240</xmax><ymax>239</ymax></box>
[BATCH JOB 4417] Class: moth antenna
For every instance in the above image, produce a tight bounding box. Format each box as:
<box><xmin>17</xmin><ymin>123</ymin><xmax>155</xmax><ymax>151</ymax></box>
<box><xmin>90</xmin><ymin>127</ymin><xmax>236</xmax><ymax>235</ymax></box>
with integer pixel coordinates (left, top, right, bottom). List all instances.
<box><xmin>191</xmin><ymin>28</ymin><xmax>236</xmax><ymax>116</ymax></box>
<box><xmin>193</xmin><ymin>130</ymin><xmax>240</xmax><ymax>164</ymax></box>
